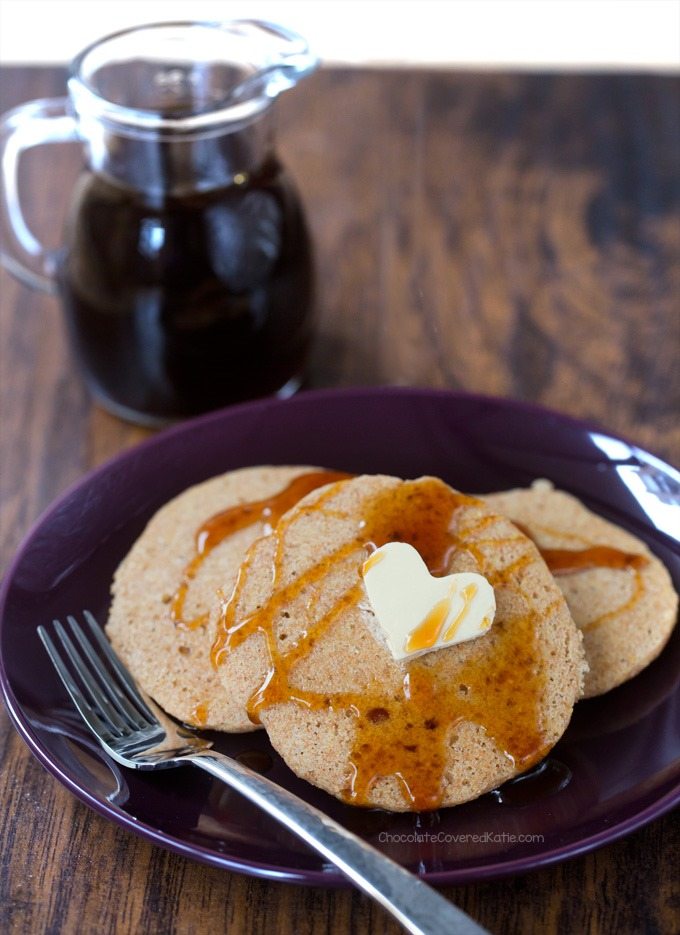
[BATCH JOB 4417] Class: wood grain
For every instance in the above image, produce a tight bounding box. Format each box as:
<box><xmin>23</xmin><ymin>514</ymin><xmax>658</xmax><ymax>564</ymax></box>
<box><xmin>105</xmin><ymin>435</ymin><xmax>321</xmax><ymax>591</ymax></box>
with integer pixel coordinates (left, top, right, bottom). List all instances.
<box><xmin>1</xmin><ymin>66</ymin><xmax>678</xmax><ymax>935</ymax></box>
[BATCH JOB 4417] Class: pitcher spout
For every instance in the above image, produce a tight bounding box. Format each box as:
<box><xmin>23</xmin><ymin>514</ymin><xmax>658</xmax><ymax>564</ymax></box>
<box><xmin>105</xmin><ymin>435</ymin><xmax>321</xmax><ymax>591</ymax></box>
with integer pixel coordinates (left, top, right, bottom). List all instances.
<box><xmin>222</xmin><ymin>19</ymin><xmax>319</xmax><ymax>105</ymax></box>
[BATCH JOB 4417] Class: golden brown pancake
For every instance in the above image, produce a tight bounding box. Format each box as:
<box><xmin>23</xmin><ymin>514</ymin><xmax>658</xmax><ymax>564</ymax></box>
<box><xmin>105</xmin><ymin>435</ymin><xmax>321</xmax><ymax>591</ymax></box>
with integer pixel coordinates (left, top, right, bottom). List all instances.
<box><xmin>106</xmin><ymin>465</ymin><xmax>346</xmax><ymax>730</ymax></box>
<box><xmin>213</xmin><ymin>474</ymin><xmax>585</xmax><ymax>811</ymax></box>
<box><xmin>483</xmin><ymin>480</ymin><xmax>678</xmax><ymax>697</ymax></box>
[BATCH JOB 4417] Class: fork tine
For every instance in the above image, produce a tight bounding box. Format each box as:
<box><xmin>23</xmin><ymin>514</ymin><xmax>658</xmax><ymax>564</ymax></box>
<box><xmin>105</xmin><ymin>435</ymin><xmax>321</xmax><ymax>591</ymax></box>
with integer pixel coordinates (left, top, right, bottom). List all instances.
<box><xmin>38</xmin><ymin>625</ymin><xmax>115</xmax><ymax>741</ymax></box>
<box><xmin>82</xmin><ymin>610</ymin><xmax>156</xmax><ymax>724</ymax></box>
<box><xmin>66</xmin><ymin>616</ymin><xmax>153</xmax><ymax>731</ymax></box>
<box><xmin>52</xmin><ymin>619</ymin><xmax>128</xmax><ymax>737</ymax></box>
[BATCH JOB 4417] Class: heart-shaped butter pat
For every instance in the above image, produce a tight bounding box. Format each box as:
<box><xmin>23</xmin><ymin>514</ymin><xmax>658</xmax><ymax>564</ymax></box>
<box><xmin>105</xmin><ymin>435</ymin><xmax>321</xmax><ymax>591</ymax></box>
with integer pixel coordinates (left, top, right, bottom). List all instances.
<box><xmin>361</xmin><ymin>542</ymin><xmax>495</xmax><ymax>661</ymax></box>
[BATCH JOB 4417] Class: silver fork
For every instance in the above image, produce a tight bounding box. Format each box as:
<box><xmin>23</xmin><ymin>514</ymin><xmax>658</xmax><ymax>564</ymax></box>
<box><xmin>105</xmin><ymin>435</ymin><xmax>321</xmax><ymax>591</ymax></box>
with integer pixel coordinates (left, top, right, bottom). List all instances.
<box><xmin>38</xmin><ymin>612</ymin><xmax>489</xmax><ymax>935</ymax></box>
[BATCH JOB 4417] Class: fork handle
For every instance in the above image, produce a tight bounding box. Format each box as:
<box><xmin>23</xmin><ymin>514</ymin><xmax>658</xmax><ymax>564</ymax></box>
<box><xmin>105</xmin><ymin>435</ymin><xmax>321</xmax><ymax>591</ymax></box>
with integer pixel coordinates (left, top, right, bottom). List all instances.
<box><xmin>187</xmin><ymin>750</ymin><xmax>489</xmax><ymax>935</ymax></box>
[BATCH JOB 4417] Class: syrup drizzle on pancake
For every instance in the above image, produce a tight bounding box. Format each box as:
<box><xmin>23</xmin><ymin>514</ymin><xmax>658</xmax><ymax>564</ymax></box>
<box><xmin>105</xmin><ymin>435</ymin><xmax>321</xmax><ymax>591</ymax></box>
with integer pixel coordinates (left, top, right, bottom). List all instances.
<box><xmin>545</xmin><ymin>546</ymin><xmax>647</xmax><ymax>573</ymax></box>
<box><xmin>512</xmin><ymin>521</ymin><xmax>649</xmax><ymax>632</ymax></box>
<box><xmin>212</xmin><ymin>478</ymin><xmax>554</xmax><ymax>809</ymax></box>
<box><xmin>545</xmin><ymin>546</ymin><xmax>648</xmax><ymax>633</ymax></box>
<box><xmin>170</xmin><ymin>471</ymin><xmax>350</xmax><ymax>628</ymax></box>
<box><xmin>190</xmin><ymin>701</ymin><xmax>209</xmax><ymax>727</ymax></box>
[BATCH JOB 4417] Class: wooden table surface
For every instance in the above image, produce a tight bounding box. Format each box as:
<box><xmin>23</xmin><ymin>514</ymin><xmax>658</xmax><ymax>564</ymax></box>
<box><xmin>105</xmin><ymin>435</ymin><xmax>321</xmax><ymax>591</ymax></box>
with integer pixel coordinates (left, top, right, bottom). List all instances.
<box><xmin>1</xmin><ymin>66</ymin><xmax>678</xmax><ymax>935</ymax></box>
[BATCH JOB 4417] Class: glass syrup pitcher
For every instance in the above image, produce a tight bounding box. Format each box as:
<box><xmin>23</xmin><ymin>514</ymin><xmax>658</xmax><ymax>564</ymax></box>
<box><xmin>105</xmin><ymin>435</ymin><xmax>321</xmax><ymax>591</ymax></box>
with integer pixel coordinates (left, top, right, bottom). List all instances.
<box><xmin>0</xmin><ymin>20</ymin><xmax>318</xmax><ymax>425</ymax></box>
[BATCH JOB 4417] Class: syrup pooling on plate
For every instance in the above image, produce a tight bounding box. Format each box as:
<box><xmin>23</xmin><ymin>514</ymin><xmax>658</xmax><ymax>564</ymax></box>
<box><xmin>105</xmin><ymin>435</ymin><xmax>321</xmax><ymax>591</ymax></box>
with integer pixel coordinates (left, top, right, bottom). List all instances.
<box><xmin>170</xmin><ymin>470</ymin><xmax>351</xmax><ymax>627</ymax></box>
<box><xmin>212</xmin><ymin>478</ymin><xmax>554</xmax><ymax>810</ymax></box>
<box><xmin>490</xmin><ymin>757</ymin><xmax>572</xmax><ymax>805</ymax></box>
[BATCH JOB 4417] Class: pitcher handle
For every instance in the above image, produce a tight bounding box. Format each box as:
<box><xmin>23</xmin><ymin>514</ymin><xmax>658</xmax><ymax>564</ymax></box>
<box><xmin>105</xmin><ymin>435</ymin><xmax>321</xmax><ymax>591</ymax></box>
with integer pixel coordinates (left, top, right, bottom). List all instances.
<box><xmin>0</xmin><ymin>97</ymin><xmax>78</xmax><ymax>294</ymax></box>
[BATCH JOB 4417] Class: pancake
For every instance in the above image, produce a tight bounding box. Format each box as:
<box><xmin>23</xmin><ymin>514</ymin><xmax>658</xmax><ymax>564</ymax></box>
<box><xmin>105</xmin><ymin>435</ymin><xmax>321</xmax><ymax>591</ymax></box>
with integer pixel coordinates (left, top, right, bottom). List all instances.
<box><xmin>483</xmin><ymin>480</ymin><xmax>678</xmax><ymax>698</ymax></box>
<box><xmin>106</xmin><ymin>465</ymin><xmax>346</xmax><ymax>731</ymax></box>
<box><xmin>212</xmin><ymin>474</ymin><xmax>586</xmax><ymax>811</ymax></box>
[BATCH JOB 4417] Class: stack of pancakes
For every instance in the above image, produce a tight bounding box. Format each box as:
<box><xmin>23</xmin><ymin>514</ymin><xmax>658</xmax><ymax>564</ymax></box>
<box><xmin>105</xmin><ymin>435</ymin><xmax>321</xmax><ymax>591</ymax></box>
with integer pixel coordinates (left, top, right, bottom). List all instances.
<box><xmin>106</xmin><ymin>467</ymin><xmax>677</xmax><ymax>812</ymax></box>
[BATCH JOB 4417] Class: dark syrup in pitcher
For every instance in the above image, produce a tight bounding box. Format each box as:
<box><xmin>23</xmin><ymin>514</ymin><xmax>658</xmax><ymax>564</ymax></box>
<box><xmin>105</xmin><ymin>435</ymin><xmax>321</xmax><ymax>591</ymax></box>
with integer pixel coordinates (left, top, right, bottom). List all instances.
<box><xmin>57</xmin><ymin>157</ymin><xmax>313</xmax><ymax>423</ymax></box>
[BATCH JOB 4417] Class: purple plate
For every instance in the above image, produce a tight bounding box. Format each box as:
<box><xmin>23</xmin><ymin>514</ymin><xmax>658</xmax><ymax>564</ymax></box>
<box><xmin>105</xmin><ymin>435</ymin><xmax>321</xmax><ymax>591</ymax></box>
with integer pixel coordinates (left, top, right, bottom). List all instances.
<box><xmin>1</xmin><ymin>388</ymin><xmax>679</xmax><ymax>885</ymax></box>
